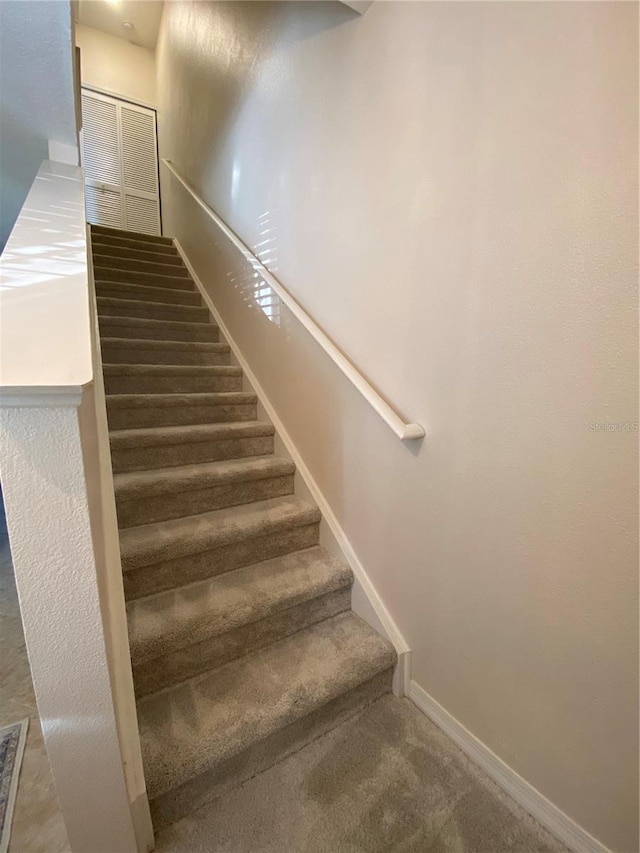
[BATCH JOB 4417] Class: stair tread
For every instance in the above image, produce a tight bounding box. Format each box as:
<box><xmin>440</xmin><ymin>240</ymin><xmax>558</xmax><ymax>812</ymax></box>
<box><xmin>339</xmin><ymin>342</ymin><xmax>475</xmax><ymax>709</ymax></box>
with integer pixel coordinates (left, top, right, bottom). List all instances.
<box><xmin>91</xmin><ymin>243</ymin><xmax>183</xmax><ymax>262</ymax></box>
<box><xmin>103</xmin><ymin>364</ymin><xmax>241</xmax><ymax>376</ymax></box>
<box><xmin>98</xmin><ymin>295</ymin><xmax>206</xmax><ymax>313</ymax></box>
<box><xmin>93</xmin><ymin>241</ymin><xmax>177</xmax><ymax>258</ymax></box>
<box><xmin>97</xmin><ymin>266</ymin><xmax>191</xmax><ymax>283</ymax></box>
<box><xmin>137</xmin><ymin>611</ymin><xmax>395</xmax><ymax>798</ymax></box>
<box><xmin>114</xmin><ymin>454</ymin><xmax>294</xmax><ymax>499</ymax></box>
<box><xmin>127</xmin><ymin>545</ymin><xmax>352</xmax><ymax>665</ymax></box>
<box><xmin>101</xmin><ymin>337</ymin><xmax>229</xmax><ymax>352</ymax></box>
<box><xmin>106</xmin><ymin>391</ymin><xmax>257</xmax><ymax>409</ymax></box>
<box><xmin>96</xmin><ymin>272</ymin><xmax>195</xmax><ymax>292</ymax></box>
<box><xmin>119</xmin><ymin>495</ymin><xmax>321</xmax><ymax>571</ymax></box>
<box><xmin>92</xmin><ymin>232</ymin><xmax>177</xmax><ymax>250</ymax></box>
<box><xmin>95</xmin><ymin>282</ymin><xmax>199</xmax><ymax>303</ymax></box>
<box><xmin>96</xmin><ymin>267</ymin><xmax>192</xmax><ymax>283</ymax></box>
<box><xmin>91</xmin><ymin>224</ymin><xmax>173</xmax><ymax>245</ymax></box>
<box><xmin>109</xmin><ymin>420</ymin><xmax>274</xmax><ymax>448</ymax></box>
<box><xmin>99</xmin><ymin>315</ymin><xmax>217</xmax><ymax>331</ymax></box>
<box><xmin>94</xmin><ymin>254</ymin><xmax>190</xmax><ymax>276</ymax></box>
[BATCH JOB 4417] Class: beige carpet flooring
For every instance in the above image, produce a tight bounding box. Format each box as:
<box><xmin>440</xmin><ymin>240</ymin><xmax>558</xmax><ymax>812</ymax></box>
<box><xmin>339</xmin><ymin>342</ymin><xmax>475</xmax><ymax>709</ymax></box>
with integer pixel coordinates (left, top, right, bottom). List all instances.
<box><xmin>155</xmin><ymin>693</ymin><xmax>570</xmax><ymax>853</ymax></box>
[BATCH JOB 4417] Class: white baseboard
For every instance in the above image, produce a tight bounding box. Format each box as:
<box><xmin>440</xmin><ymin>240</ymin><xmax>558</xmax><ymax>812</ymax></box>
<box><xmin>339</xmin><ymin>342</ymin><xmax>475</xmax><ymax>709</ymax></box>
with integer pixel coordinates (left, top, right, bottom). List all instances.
<box><xmin>408</xmin><ymin>681</ymin><xmax>611</xmax><ymax>853</ymax></box>
<box><xmin>173</xmin><ymin>238</ymin><xmax>411</xmax><ymax>697</ymax></box>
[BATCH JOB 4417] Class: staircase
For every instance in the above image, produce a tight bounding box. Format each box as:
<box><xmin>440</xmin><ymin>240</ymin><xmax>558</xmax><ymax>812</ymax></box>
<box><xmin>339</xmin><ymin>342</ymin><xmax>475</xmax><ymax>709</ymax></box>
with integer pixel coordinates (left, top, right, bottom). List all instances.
<box><xmin>91</xmin><ymin>224</ymin><xmax>396</xmax><ymax>828</ymax></box>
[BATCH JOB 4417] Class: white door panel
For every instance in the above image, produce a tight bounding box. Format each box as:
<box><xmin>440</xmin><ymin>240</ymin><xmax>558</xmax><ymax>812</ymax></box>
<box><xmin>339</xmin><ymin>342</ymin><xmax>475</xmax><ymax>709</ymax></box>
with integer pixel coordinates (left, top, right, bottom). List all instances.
<box><xmin>80</xmin><ymin>89</ymin><xmax>161</xmax><ymax>235</ymax></box>
<box><xmin>124</xmin><ymin>193</ymin><xmax>161</xmax><ymax>236</ymax></box>
<box><xmin>84</xmin><ymin>184</ymin><xmax>125</xmax><ymax>230</ymax></box>
<box><xmin>81</xmin><ymin>95</ymin><xmax>120</xmax><ymax>186</ymax></box>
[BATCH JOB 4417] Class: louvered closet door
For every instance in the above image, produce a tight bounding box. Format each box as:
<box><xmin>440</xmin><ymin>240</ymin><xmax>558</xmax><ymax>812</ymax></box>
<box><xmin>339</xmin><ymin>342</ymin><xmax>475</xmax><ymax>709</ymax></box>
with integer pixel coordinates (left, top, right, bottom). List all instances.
<box><xmin>120</xmin><ymin>103</ymin><xmax>161</xmax><ymax>234</ymax></box>
<box><xmin>81</xmin><ymin>92</ymin><xmax>124</xmax><ymax>228</ymax></box>
<box><xmin>81</xmin><ymin>89</ymin><xmax>161</xmax><ymax>235</ymax></box>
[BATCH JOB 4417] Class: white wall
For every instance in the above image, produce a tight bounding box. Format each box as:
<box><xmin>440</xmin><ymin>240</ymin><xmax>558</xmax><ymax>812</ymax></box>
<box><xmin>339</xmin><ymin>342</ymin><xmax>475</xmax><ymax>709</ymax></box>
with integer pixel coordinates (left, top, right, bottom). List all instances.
<box><xmin>0</xmin><ymin>1</ymin><xmax>78</xmax><ymax>250</ymax></box>
<box><xmin>76</xmin><ymin>24</ymin><xmax>156</xmax><ymax>107</ymax></box>
<box><xmin>156</xmin><ymin>3</ymin><xmax>639</xmax><ymax>852</ymax></box>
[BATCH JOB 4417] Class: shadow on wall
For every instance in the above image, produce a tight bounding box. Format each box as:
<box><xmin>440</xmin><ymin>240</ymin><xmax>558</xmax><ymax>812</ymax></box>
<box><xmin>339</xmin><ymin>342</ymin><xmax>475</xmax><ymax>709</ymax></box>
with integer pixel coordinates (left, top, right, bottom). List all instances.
<box><xmin>160</xmin><ymin>0</ymin><xmax>358</xmax><ymax>210</ymax></box>
<box><xmin>0</xmin><ymin>482</ymin><xmax>7</xmax><ymax>551</ymax></box>
<box><xmin>0</xmin><ymin>107</ymin><xmax>49</xmax><ymax>251</ymax></box>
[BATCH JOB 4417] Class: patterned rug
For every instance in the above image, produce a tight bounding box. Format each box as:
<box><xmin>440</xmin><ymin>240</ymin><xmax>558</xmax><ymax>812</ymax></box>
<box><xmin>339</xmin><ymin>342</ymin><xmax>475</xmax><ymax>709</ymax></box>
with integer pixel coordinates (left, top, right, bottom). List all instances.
<box><xmin>0</xmin><ymin>719</ymin><xmax>28</xmax><ymax>853</ymax></box>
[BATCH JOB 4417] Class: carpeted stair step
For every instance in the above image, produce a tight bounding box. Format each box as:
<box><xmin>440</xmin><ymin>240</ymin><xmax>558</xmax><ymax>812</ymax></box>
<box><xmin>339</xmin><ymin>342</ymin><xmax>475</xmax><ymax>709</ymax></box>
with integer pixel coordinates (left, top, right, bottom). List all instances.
<box><xmin>97</xmin><ymin>296</ymin><xmax>210</xmax><ymax>323</ymax></box>
<box><xmin>94</xmin><ymin>254</ymin><xmax>191</xmax><ymax>278</ymax></box>
<box><xmin>92</xmin><ymin>232</ymin><xmax>178</xmax><ymax>256</ymax></box>
<box><xmin>114</xmin><ymin>455</ymin><xmax>295</xmax><ymax>526</ymax></box>
<box><xmin>128</xmin><ymin>546</ymin><xmax>353</xmax><ymax>697</ymax></box>
<box><xmin>138</xmin><ymin>612</ymin><xmax>396</xmax><ymax>828</ymax></box>
<box><xmin>94</xmin><ymin>272</ymin><xmax>195</xmax><ymax>294</ymax></box>
<box><xmin>91</xmin><ymin>242</ymin><xmax>184</xmax><ymax>266</ymax></box>
<box><xmin>95</xmin><ymin>281</ymin><xmax>201</xmax><ymax>306</ymax></box>
<box><xmin>120</xmin><ymin>495</ymin><xmax>321</xmax><ymax>599</ymax></box>
<box><xmin>96</xmin><ymin>265</ymin><xmax>196</xmax><ymax>290</ymax></box>
<box><xmin>98</xmin><ymin>315</ymin><xmax>219</xmax><ymax>343</ymax></box>
<box><xmin>109</xmin><ymin>421</ymin><xmax>275</xmax><ymax>473</ymax></box>
<box><xmin>103</xmin><ymin>364</ymin><xmax>243</xmax><ymax>395</ymax></box>
<box><xmin>106</xmin><ymin>391</ymin><xmax>257</xmax><ymax>430</ymax></box>
<box><xmin>91</xmin><ymin>224</ymin><xmax>174</xmax><ymax>245</ymax></box>
<box><xmin>101</xmin><ymin>337</ymin><xmax>230</xmax><ymax>367</ymax></box>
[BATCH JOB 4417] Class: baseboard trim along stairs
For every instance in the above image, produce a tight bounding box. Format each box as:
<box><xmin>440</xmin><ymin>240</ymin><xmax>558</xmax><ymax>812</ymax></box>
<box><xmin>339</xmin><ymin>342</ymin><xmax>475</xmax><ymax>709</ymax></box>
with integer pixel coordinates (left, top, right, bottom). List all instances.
<box><xmin>409</xmin><ymin>682</ymin><xmax>613</xmax><ymax>853</ymax></box>
<box><xmin>91</xmin><ymin>223</ymin><xmax>398</xmax><ymax>830</ymax></box>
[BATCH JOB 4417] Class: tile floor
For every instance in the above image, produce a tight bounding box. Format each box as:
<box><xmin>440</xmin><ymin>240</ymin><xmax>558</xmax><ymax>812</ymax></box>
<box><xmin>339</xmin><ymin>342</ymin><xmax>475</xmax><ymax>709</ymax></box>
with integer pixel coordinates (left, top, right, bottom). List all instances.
<box><xmin>0</xmin><ymin>499</ymin><xmax>69</xmax><ymax>853</ymax></box>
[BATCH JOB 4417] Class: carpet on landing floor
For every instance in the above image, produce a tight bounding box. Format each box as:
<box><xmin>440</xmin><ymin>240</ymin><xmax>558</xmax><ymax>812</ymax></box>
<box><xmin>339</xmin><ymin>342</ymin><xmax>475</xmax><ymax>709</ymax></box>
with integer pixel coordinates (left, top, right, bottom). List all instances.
<box><xmin>155</xmin><ymin>695</ymin><xmax>570</xmax><ymax>853</ymax></box>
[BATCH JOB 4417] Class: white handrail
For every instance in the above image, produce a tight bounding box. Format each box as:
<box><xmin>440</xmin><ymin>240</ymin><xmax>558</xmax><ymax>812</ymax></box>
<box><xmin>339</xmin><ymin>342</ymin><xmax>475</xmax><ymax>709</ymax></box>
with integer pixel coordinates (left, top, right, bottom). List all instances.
<box><xmin>161</xmin><ymin>159</ymin><xmax>425</xmax><ymax>442</ymax></box>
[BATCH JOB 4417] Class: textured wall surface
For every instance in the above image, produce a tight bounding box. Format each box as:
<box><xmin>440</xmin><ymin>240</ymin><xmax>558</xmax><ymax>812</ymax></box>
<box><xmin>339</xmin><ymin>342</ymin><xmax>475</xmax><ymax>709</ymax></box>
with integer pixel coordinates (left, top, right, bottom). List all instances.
<box><xmin>0</xmin><ymin>406</ymin><xmax>139</xmax><ymax>853</ymax></box>
<box><xmin>157</xmin><ymin>3</ymin><xmax>639</xmax><ymax>850</ymax></box>
<box><xmin>76</xmin><ymin>24</ymin><xmax>157</xmax><ymax>107</ymax></box>
<box><xmin>0</xmin><ymin>1</ymin><xmax>78</xmax><ymax>249</ymax></box>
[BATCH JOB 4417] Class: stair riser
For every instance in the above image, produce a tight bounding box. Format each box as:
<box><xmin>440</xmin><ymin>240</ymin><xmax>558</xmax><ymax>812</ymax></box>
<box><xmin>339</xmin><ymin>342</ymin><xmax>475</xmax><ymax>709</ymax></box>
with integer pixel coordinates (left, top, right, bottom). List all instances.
<box><xmin>96</xmin><ymin>282</ymin><xmax>202</xmax><ymax>306</ymax></box>
<box><xmin>98</xmin><ymin>300</ymin><xmax>210</xmax><ymax>323</ymax></box>
<box><xmin>91</xmin><ymin>225</ymin><xmax>173</xmax><ymax>246</ymax></box>
<box><xmin>117</xmin><ymin>473</ymin><xmax>294</xmax><ymax>528</ymax></box>
<box><xmin>124</xmin><ymin>523</ymin><xmax>320</xmax><ymax>600</ymax></box>
<box><xmin>92</xmin><ymin>244</ymin><xmax>184</xmax><ymax>265</ymax></box>
<box><xmin>133</xmin><ymin>587</ymin><xmax>351</xmax><ymax>698</ymax></box>
<box><xmin>93</xmin><ymin>239</ymin><xmax>177</xmax><ymax>259</ymax></box>
<box><xmin>99</xmin><ymin>319</ymin><xmax>219</xmax><ymax>343</ymax></box>
<box><xmin>104</xmin><ymin>374</ymin><xmax>243</xmax><ymax>395</ymax></box>
<box><xmin>149</xmin><ymin>668</ymin><xmax>393</xmax><ymax>829</ymax></box>
<box><xmin>102</xmin><ymin>346</ymin><xmax>230</xmax><ymax>366</ymax></box>
<box><xmin>111</xmin><ymin>434</ymin><xmax>275</xmax><ymax>473</ymax></box>
<box><xmin>107</xmin><ymin>403</ymin><xmax>257</xmax><ymax>430</ymax></box>
<box><xmin>95</xmin><ymin>277</ymin><xmax>196</xmax><ymax>298</ymax></box>
<box><xmin>96</xmin><ymin>266</ymin><xmax>194</xmax><ymax>289</ymax></box>
<box><xmin>95</xmin><ymin>258</ymin><xmax>190</xmax><ymax>277</ymax></box>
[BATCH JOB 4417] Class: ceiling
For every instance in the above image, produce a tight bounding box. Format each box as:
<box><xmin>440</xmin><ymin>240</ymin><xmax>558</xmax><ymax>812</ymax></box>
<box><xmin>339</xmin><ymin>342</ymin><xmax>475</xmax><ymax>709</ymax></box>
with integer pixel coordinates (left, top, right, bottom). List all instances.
<box><xmin>77</xmin><ymin>0</ymin><xmax>164</xmax><ymax>50</ymax></box>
